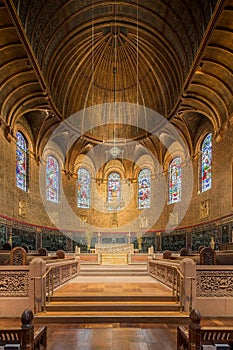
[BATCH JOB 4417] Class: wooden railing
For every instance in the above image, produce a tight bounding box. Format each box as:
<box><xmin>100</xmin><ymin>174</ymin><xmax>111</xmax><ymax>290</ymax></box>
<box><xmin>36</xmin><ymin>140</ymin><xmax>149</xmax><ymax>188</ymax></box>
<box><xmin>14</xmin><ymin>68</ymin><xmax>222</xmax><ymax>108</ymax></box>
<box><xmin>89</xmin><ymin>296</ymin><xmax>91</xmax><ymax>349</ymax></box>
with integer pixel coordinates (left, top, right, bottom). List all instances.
<box><xmin>31</xmin><ymin>259</ymin><xmax>80</xmax><ymax>313</ymax></box>
<box><xmin>148</xmin><ymin>260</ymin><xmax>185</xmax><ymax>310</ymax></box>
<box><xmin>0</xmin><ymin>309</ymin><xmax>47</xmax><ymax>350</ymax></box>
<box><xmin>148</xmin><ymin>259</ymin><xmax>196</xmax><ymax>312</ymax></box>
<box><xmin>177</xmin><ymin>309</ymin><xmax>233</xmax><ymax>350</ymax></box>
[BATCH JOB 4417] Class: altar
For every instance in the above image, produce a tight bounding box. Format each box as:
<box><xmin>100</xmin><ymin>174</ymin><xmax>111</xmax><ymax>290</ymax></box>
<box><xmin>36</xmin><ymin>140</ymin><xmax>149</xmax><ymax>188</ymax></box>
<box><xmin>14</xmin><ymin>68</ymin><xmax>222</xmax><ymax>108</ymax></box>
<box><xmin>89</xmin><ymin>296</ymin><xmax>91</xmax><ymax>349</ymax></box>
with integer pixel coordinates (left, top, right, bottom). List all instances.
<box><xmin>95</xmin><ymin>243</ymin><xmax>134</xmax><ymax>254</ymax></box>
<box><xmin>95</xmin><ymin>244</ymin><xmax>134</xmax><ymax>264</ymax></box>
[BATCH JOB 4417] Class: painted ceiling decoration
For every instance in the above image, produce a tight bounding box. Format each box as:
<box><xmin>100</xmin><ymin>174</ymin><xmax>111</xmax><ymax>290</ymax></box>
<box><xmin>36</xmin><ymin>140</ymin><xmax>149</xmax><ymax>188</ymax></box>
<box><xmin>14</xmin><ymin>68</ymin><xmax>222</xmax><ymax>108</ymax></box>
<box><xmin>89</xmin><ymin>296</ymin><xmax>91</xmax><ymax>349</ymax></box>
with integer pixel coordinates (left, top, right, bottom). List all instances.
<box><xmin>0</xmin><ymin>0</ymin><xmax>232</xmax><ymax>164</ymax></box>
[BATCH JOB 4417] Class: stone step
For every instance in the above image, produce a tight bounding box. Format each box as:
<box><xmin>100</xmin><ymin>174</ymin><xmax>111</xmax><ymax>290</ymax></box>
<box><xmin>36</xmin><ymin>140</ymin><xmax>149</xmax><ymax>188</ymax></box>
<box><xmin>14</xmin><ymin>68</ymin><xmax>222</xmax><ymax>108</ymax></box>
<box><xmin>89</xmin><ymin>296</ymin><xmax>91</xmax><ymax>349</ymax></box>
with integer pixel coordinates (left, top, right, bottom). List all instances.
<box><xmin>35</xmin><ymin>310</ymin><xmax>189</xmax><ymax>324</ymax></box>
<box><xmin>79</xmin><ymin>271</ymin><xmax>148</xmax><ymax>276</ymax></box>
<box><xmin>79</xmin><ymin>265</ymin><xmax>148</xmax><ymax>276</ymax></box>
<box><xmin>46</xmin><ymin>301</ymin><xmax>180</xmax><ymax>312</ymax></box>
<box><xmin>101</xmin><ymin>253</ymin><xmax>128</xmax><ymax>265</ymax></box>
<box><xmin>49</xmin><ymin>295</ymin><xmax>176</xmax><ymax>303</ymax></box>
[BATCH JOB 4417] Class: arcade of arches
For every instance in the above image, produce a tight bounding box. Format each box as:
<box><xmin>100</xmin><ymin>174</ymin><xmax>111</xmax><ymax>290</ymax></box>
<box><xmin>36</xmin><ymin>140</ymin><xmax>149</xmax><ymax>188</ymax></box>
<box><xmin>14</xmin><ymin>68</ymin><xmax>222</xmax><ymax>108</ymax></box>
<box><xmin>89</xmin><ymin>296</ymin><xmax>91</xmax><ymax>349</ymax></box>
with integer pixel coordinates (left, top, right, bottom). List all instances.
<box><xmin>0</xmin><ymin>0</ymin><xmax>233</xmax><ymax>254</ymax></box>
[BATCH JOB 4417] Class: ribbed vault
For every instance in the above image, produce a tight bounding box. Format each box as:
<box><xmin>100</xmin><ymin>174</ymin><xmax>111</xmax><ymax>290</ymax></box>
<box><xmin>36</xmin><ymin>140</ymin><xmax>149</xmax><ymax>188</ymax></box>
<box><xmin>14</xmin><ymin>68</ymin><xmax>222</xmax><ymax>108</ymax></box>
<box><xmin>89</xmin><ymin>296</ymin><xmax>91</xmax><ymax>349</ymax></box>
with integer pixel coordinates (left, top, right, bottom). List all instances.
<box><xmin>13</xmin><ymin>0</ymin><xmax>214</xmax><ymax>118</ymax></box>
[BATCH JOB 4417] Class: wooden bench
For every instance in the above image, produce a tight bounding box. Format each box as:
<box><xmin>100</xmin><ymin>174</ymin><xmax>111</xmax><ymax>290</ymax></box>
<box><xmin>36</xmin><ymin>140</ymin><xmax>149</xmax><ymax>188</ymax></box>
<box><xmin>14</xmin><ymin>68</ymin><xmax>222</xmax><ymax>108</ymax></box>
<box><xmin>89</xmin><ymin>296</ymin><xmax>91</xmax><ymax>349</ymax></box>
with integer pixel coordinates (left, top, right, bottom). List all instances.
<box><xmin>0</xmin><ymin>309</ymin><xmax>47</xmax><ymax>350</ymax></box>
<box><xmin>177</xmin><ymin>309</ymin><xmax>233</xmax><ymax>350</ymax></box>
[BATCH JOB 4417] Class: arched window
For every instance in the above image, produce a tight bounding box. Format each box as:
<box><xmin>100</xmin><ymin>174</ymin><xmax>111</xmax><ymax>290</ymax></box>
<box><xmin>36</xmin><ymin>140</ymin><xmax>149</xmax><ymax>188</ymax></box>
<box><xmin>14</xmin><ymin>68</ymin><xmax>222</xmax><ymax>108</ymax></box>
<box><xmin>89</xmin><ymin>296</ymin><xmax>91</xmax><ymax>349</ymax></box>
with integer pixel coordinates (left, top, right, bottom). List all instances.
<box><xmin>77</xmin><ymin>168</ymin><xmax>91</xmax><ymax>209</ymax></box>
<box><xmin>138</xmin><ymin>168</ymin><xmax>151</xmax><ymax>209</ymax></box>
<box><xmin>107</xmin><ymin>172</ymin><xmax>121</xmax><ymax>210</ymax></box>
<box><xmin>200</xmin><ymin>133</ymin><xmax>212</xmax><ymax>192</ymax></box>
<box><xmin>16</xmin><ymin>131</ymin><xmax>28</xmax><ymax>191</ymax></box>
<box><xmin>169</xmin><ymin>157</ymin><xmax>182</xmax><ymax>204</ymax></box>
<box><xmin>46</xmin><ymin>155</ymin><xmax>59</xmax><ymax>203</ymax></box>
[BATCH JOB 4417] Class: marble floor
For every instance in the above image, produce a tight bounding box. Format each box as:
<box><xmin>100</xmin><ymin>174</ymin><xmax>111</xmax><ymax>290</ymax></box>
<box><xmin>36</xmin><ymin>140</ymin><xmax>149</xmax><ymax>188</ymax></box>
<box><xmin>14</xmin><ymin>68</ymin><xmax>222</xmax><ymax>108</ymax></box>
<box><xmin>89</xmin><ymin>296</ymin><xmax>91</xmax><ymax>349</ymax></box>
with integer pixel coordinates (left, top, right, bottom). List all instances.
<box><xmin>54</xmin><ymin>274</ymin><xmax>172</xmax><ymax>297</ymax></box>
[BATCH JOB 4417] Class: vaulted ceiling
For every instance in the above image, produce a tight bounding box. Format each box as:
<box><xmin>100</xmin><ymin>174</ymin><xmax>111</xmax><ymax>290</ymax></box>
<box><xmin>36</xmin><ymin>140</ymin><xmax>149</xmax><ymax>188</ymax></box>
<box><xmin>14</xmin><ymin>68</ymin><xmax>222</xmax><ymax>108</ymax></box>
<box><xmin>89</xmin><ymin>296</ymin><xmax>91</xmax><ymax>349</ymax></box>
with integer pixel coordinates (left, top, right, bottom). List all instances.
<box><xmin>0</xmin><ymin>0</ymin><xmax>232</xmax><ymax>164</ymax></box>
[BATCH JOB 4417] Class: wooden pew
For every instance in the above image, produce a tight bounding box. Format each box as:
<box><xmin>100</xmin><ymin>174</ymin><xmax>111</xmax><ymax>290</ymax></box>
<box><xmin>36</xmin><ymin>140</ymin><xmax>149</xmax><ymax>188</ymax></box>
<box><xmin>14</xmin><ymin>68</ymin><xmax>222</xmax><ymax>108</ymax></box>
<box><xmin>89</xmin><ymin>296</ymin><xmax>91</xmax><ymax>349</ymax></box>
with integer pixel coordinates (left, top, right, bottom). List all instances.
<box><xmin>0</xmin><ymin>309</ymin><xmax>47</xmax><ymax>350</ymax></box>
<box><xmin>177</xmin><ymin>309</ymin><xmax>233</xmax><ymax>350</ymax></box>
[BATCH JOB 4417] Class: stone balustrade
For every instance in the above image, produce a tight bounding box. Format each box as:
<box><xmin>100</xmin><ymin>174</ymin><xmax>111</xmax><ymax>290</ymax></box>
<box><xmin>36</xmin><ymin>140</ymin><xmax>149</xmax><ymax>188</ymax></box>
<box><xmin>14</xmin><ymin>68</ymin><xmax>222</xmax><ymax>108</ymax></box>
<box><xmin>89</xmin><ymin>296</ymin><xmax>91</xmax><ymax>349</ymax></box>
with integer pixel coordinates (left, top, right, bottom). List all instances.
<box><xmin>148</xmin><ymin>258</ymin><xmax>233</xmax><ymax>316</ymax></box>
<box><xmin>0</xmin><ymin>257</ymin><xmax>80</xmax><ymax>316</ymax></box>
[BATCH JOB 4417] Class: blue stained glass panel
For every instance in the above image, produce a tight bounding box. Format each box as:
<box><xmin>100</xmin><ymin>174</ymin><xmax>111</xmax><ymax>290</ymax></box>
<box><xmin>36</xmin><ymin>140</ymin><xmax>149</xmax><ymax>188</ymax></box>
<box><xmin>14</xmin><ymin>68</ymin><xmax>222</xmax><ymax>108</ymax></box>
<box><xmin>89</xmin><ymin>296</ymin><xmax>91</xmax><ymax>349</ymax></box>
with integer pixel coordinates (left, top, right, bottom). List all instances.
<box><xmin>201</xmin><ymin>133</ymin><xmax>212</xmax><ymax>192</ymax></box>
<box><xmin>108</xmin><ymin>172</ymin><xmax>121</xmax><ymax>210</ymax></box>
<box><xmin>16</xmin><ymin>131</ymin><xmax>28</xmax><ymax>191</ymax></box>
<box><xmin>77</xmin><ymin>168</ymin><xmax>90</xmax><ymax>209</ymax></box>
<box><xmin>169</xmin><ymin>157</ymin><xmax>182</xmax><ymax>204</ymax></box>
<box><xmin>138</xmin><ymin>168</ymin><xmax>151</xmax><ymax>209</ymax></box>
<box><xmin>46</xmin><ymin>155</ymin><xmax>59</xmax><ymax>203</ymax></box>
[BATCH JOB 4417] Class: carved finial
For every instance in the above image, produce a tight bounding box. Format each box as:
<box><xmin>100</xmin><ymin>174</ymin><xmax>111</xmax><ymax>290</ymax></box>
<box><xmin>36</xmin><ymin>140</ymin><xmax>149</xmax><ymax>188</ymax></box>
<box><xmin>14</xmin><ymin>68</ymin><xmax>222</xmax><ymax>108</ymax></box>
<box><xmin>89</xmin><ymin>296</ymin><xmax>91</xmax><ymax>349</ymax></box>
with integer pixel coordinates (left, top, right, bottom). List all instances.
<box><xmin>21</xmin><ymin>309</ymin><xmax>34</xmax><ymax>328</ymax></box>
<box><xmin>189</xmin><ymin>309</ymin><xmax>201</xmax><ymax>324</ymax></box>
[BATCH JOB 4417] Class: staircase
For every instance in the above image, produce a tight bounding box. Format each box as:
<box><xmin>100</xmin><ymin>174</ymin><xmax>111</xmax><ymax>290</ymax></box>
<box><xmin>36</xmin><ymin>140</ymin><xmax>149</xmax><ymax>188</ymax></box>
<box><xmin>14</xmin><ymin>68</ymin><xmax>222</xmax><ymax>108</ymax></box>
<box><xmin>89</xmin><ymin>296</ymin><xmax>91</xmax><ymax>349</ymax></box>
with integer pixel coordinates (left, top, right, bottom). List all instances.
<box><xmin>35</xmin><ymin>265</ymin><xmax>189</xmax><ymax>324</ymax></box>
<box><xmin>79</xmin><ymin>264</ymin><xmax>148</xmax><ymax>276</ymax></box>
<box><xmin>101</xmin><ymin>253</ymin><xmax>128</xmax><ymax>265</ymax></box>
<box><xmin>35</xmin><ymin>295</ymin><xmax>188</xmax><ymax>324</ymax></box>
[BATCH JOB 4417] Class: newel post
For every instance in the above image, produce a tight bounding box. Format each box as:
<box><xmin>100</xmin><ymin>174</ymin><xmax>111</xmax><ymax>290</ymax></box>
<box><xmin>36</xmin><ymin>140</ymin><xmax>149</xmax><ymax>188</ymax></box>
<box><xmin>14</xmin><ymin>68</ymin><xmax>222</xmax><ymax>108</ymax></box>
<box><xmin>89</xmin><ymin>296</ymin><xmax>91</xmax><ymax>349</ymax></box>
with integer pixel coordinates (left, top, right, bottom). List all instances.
<box><xmin>29</xmin><ymin>258</ymin><xmax>47</xmax><ymax>313</ymax></box>
<box><xmin>21</xmin><ymin>309</ymin><xmax>34</xmax><ymax>350</ymax></box>
<box><xmin>189</xmin><ymin>309</ymin><xmax>202</xmax><ymax>350</ymax></box>
<box><xmin>180</xmin><ymin>258</ymin><xmax>196</xmax><ymax>311</ymax></box>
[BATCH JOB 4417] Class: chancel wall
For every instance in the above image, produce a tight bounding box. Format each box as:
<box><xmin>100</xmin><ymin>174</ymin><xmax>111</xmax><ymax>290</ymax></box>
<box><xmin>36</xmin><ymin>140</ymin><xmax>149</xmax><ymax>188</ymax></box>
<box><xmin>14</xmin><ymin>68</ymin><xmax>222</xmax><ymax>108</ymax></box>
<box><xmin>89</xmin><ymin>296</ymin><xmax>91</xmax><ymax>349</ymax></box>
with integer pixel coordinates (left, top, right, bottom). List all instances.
<box><xmin>0</xmin><ymin>123</ymin><xmax>233</xmax><ymax>251</ymax></box>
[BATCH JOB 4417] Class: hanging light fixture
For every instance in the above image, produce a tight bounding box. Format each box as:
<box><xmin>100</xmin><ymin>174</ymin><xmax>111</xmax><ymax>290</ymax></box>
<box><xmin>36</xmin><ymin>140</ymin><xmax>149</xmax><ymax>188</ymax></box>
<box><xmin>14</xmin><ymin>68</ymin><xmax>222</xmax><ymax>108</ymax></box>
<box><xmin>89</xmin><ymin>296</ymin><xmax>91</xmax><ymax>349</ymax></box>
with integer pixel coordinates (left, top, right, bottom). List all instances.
<box><xmin>107</xmin><ymin>67</ymin><xmax>124</xmax><ymax>159</ymax></box>
<box><xmin>105</xmin><ymin>2</ymin><xmax>124</xmax><ymax>161</ymax></box>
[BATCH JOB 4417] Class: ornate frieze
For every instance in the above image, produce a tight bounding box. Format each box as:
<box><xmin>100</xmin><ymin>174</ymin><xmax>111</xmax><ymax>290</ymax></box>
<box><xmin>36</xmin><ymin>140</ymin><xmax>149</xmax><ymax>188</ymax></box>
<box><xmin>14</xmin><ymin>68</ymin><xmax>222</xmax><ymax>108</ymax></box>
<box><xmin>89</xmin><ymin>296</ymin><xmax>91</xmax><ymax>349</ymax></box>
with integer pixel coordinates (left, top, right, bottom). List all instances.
<box><xmin>196</xmin><ymin>270</ymin><xmax>233</xmax><ymax>297</ymax></box>
<box><xmin>0</xmin><ymin>270</ymin><xmax>29</xmax><ymax>297</ymax></box>
<box><xmin>95</xmin><ymin>243</ymin><xmax>134</xmax><ymax>254</ymax></box>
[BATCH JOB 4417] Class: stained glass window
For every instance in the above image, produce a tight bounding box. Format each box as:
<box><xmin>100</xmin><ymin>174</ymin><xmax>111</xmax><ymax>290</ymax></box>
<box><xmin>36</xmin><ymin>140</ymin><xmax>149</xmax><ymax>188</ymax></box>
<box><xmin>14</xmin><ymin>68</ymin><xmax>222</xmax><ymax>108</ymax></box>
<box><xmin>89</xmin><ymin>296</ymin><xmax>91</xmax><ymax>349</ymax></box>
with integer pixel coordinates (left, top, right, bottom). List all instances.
<box><xmin>138</xmin><ymin>168</ymin><xmax>151</xmax><ymax>209</ymax></box>
<box><xmin>201</xmin><ymin>133</ymin><xmax>212</xmax><ymax>192</ymax></box>
<box><xmin>46</xmin><ymin>155</ymin><xmax>59</xmax><ymax>203</ymax></box>
<box><xmin>108</xmin><ymin>172</ymin><xmax>121</xmax><ymax>210</ymax></box>
<box><xmin>77</xmin><ymin>168</ymin><xmax>91</xmax><ymax>209</ymax></box>
<box><xmin>169</xmin><ymin>157</ymin><xmax>182</xmax><ymax>204</ymax></box>
<box><xmin>16</xmin><ymin>131</ymin><xmax>28</xmax><ymax>191</ymax></box>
